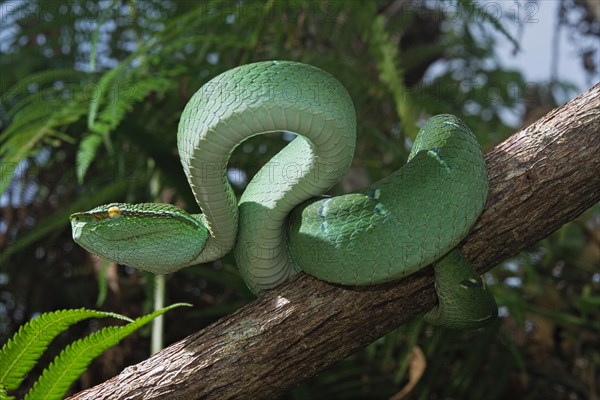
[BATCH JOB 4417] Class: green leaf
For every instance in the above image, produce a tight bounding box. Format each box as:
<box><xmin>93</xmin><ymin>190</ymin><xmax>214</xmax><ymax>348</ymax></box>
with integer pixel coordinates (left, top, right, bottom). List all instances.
<box><xmin>76</xmin><ymin>133</ymin><xmax>104</xmax><ymax>183</ymax></box>
<box><xmin>458</xmin><ymin>0</ymin><xmax>520</xmax><ymax>52</ymax></box>
<box><xmin>367</xmin><ymin>16</ymin><xmax>419</xmax><ymax>138</ymax></box>
<box><xmin>0</xmin><ymin>382</ymin><xmax>15</xmax><ymax>400</ymax></box>
<box><xmin>0</xmin><ymin>95</ymin><xmax>88</xmax><ymax>196</ymax></box>
<box><xmin>89</xmin><ymin>73</ymin><xmax>171</xmax><ymax>136</ymax></box>
<box><xmin>24</xmin><ymin>303</ymin><xmax>191</xmax><ymax>400</ymax></box>
<box><xmin>87</xmin><ymin>67</ymin><xmax>119</xmax><ymax>131</ymax></box>
<box><xmin>95</xmin><ymin>260</ymin><xmax>112</xmax><ymax>307</ymax></box>
<box><xmin>0</xmin><ymin>309</ymin><xmax>131</xmax><ymax>390</ymax></box>
<box><xmin>1</xmin><ymin>69</ymin><xmax>84</xmax><ymax>104</ymax></box>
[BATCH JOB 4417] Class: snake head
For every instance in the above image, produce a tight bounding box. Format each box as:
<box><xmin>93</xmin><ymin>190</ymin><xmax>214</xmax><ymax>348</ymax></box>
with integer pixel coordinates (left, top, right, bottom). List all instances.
<box><xmin>70</xmin><ymin>203</ymin><xmax>209</xmax><ymax>274</ymax></box>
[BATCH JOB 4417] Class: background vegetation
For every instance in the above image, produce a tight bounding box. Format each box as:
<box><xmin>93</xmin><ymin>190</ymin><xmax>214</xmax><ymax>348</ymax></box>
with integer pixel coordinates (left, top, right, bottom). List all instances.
<box><xmin>1</xmin><ymin>1</ymin><xmax>598</xmax><ymax>399</ymax></box>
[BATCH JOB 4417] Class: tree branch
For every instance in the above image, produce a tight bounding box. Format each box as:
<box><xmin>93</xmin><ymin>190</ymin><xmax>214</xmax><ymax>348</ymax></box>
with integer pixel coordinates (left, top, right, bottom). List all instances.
<box><xmin>69</xmin><ymin>83</ymin><xmax>600</xmax><ymax>400</ymax></box>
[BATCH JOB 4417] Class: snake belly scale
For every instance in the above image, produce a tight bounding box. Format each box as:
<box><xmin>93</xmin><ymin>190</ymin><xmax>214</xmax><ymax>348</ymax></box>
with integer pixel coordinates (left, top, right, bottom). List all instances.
<box><xmin>70</xmin><ymin>61</ymin><xmax>497</xmax><ymax>329</ymax></box>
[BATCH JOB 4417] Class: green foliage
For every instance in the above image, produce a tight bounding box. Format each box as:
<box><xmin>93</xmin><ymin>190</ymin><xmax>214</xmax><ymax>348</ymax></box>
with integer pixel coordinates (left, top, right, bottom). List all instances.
<box><xmin>0</xmin><ymin>87</ymin><xmax>87</xmax><ymax>193</ymax></box>
<box><xmin>1</xmin><ymin>0</ymin><xmax>597</xmax><ymax>398</ymax></box>
<box><xmin>456</xmin><ymin>0</ymin><xmax>520</xmax><ymax>51</ymax></box>
<box><xmin>75</xmin><ymin>132</ymin><xmax>104</xmax><ymax>184</ymax></box>
<box><xmin>0</xmin><ymin>0</ymin><xmax>525</xmax><ymax>197</ymax></box>
<box><xmin>0</xmin><ymin>304</ymin><xmax>190</xmax><ymax>400</ymax></box>
<box><xmin>77</xmin><ymin>71</ymin><xmax>171</xmax><ymax>182</ymax></box>
<box><xmin>367</xmin><ymin>15</ymin><xmax>419</xmax><ymax>139</ymax></box>
<box><xmin>0</xmin><ymin>384</ymin><xmax>8</xmax><ymax>400</ymax></box>
<box><xmin>0</xmin><ymin>308</ymin><xmax>130</xmax><ymax>390</ymax></box>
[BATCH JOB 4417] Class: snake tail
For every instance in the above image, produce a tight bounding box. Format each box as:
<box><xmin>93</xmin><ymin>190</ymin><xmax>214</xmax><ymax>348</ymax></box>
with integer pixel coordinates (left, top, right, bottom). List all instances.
<box><xmin>424</xmin><ymin>249</ymin><xmax>498</xmax><ymax>328</ymax></box>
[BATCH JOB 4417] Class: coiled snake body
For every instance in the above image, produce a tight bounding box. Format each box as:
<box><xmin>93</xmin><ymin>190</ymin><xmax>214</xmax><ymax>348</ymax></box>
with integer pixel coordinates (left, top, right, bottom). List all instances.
<box><xmin>71</xmin><ymin>61</ymin><xmax>497</xmax><ymax>329</ymax></box>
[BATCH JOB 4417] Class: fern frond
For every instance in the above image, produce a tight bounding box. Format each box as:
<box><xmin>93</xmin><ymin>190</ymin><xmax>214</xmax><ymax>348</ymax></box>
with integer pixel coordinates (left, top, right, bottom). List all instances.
<box><xmin>1</xmin><ymin>100</ymin><xmax>58</xmax><ymax>140</ymax></box>
<box><xmin>457</xmin><ymin>0</ymin><xmax>520</xmax><ymax>51</ymax></box>
<box><xmin>0</xmin><ymin>95</ymin><xmax>88</xmax><ymax>195</ymax></box>
<box><xmin>0</xmin><ymin>309</ymin><xmax>132</xmax><ymax>391</ymax></box>
<box><xmin>89</xmin><ymin>0</ymin><xmax>118</xmax><ymax>73</ymax></box>
<box><xmin>24</xmin><ymin>303</ymin><xmax>191</xmax><ymax>400</ymax></box>
<box><xmin>4</xmin><ymin>87</ymin><xmax>69</xmax><ymax>121</ymax></box>
<box><xmin>75</xmin><ymin>133</ymin><xmax>104</xmax><ymax>184</ymax></box>
<box><xmin>1</xmin><ymin>69</ymin><xmax>84</xmax><ymax>104</ymax></box>
<box><xmin>367</xmin><ymin>16</ymin><xmax>419</xmax><ymax>138</ymax></box>
<box><xmin>0</xmin><ymin>117</ymin><xmax>50</xmax><ymax>166</ymax></box>
<box><xmin>0</xmin><ymin>382</ymin><xmax>15</xmax><ymax>400</ymax></box>
<box><xmin>1</xmin><ymin>93</ymin><xmax>86</xmax><ymax>149</ymax></box>
<box><xmin>87</xmin><ymin>66</ymin><xmax>120</xmax><ymax>130</ymax></box>
<box><xmin>157</xmin><ymin>5</ymin><xmax>226</xmax><ymax>44</ymax></box>
<box><xmin>78</xmin><ymin>70</ymin><xmax>170</xmax><ymax>182</ymax></box>
<box><xmin>90</xmin><ymin>73</ymin><xmax>171</xmax><ymax>137</ymax></box>
<box><xmin>158</xmin><ymin>34</ymin><xmax>246</xmax><ymax>56</ymax></box>
<box><xmin>86</xmin><ymin>48</ymin><xmax>164</xmax><ymax>133</ymax></box>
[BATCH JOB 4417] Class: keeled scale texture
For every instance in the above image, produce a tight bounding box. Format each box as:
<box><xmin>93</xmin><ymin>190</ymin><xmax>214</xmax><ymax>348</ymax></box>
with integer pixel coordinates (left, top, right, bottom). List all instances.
<box><xmin>177</xmin><ymin>61</ymin><xmax>356</xmax><ymax>292</ymax></box>
<box><xmin>72</xmin><ymin>61</ymin><xmax>492</xmax><ymax>325</ymax></box>
<box><xmin>180</xmin><ymin>61</ymin><xmax>488</xmax><ymax>296</ymax></box>
<box><xmin>288</xmin><ymin>115</ymin><xmax>488</xmax><ymax>285</ymax></box>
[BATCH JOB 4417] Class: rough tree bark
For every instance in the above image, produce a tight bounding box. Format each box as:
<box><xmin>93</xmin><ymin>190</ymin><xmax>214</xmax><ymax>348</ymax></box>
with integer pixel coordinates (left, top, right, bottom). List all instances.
<box><xmin>69</xmin><ymin>83</ymin><xmax>600</xmax><ymax>400</ymax></box>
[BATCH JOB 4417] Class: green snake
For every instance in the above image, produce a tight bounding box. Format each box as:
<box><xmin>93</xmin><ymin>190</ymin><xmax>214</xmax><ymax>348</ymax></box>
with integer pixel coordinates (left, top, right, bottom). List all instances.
<box><xmin>71</xmin><ymin>61</ymin><xmax>497</xmax><ymax>329</ymax></box>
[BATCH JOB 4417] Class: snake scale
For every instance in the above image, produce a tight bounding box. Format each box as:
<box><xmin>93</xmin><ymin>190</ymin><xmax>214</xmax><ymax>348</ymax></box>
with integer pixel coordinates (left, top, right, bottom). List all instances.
<box><xmin>71</xmin><ymin>61</ymin><xmax>497</xmax><ymax>329</ymax></box>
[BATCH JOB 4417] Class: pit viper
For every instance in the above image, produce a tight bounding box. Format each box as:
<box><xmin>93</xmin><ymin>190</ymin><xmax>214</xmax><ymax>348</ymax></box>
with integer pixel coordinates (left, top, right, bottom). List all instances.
<box><xmin>71</xmin><ymin>61</ymin><xmax>497</xmax><ymax>329</ymax></box>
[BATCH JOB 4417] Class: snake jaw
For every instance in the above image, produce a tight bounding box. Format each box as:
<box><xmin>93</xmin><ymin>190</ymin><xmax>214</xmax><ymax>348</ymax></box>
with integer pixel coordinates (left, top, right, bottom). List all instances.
<box><xmin>70</xmin><ymin>218</ymin><xmax>85</xmax><ymax>242</ymax></box>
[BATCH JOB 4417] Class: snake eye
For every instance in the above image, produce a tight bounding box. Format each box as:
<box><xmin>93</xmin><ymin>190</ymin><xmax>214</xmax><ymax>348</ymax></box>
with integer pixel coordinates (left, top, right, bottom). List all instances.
<box><xmin>107</xmin><ymin>206</ymin><xmax>121</xmax><ymax>219</ymax></box>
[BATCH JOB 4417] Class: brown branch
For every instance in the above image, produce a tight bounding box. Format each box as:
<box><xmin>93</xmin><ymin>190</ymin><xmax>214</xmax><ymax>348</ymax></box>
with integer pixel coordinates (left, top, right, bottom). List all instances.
<box><xmin>69</xmin><ymin>83</ymin><xmax>600</xmax><ymax>400</ymax></box>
